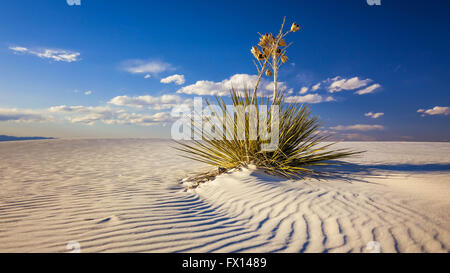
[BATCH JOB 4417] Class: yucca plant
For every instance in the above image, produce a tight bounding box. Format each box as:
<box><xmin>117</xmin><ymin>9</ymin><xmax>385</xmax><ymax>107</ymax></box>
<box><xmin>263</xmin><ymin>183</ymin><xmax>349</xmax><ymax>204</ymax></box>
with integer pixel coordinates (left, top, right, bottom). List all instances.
<box><xmin>174</xmin><ymin>18</ymin><xmax>360</xmax><ymax>178</ymax></box>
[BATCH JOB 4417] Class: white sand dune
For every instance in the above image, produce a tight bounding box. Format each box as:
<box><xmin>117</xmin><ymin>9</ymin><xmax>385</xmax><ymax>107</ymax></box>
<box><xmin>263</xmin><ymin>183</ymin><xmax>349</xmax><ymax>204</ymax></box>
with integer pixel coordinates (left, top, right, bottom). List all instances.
<box><xmin>0</xmin><ymin>139</ymin><xmax>449</xmax><ymax>253</ymax></box>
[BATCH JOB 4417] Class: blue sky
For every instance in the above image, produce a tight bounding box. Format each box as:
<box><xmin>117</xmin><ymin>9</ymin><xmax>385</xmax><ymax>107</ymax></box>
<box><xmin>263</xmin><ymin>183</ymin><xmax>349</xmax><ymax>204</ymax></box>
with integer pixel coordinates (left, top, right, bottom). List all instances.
<box><xmin>0</xmin><ymin>0</ymin><xmax>449</xmax><ymax>141</ymax></box>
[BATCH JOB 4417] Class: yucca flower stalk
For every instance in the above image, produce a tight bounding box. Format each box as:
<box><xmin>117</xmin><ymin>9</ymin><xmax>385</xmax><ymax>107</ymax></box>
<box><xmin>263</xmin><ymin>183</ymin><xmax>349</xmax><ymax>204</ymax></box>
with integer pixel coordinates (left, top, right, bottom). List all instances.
<box><xmin>251</xmin><ymin>17</ymin><xmax>299</xmax><ymax>101</ymax></box>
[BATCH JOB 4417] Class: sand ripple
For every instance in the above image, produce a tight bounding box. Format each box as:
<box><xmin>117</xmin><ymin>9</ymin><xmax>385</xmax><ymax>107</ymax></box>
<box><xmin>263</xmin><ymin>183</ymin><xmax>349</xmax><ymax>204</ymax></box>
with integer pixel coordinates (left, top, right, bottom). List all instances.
<box><xmin>0</xmin><ymin>139</ymin><xmax>449</xmax><ymax>252</ymax></box>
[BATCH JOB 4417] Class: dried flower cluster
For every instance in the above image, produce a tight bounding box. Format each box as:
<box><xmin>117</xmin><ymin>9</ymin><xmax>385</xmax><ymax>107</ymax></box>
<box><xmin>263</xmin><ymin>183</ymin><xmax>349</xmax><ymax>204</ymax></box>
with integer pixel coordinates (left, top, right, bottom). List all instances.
<box><xmin>251</xmin><ymin>18</ymin><xmax>301</xmax><ymax>100</ymax></box>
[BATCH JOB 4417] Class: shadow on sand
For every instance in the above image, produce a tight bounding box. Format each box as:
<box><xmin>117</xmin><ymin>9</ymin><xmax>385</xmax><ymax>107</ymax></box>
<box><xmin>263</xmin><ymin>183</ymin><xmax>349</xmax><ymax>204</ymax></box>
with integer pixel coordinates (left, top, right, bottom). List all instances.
<box><xmin>244</xmin><ymin>162</ymin><xmax>450</xmax><ymax>184</ymax></box>
<box><xmin>308</xmin><ymin>162</ymin><xmax>450</xmax><ymax>183</ymax></box>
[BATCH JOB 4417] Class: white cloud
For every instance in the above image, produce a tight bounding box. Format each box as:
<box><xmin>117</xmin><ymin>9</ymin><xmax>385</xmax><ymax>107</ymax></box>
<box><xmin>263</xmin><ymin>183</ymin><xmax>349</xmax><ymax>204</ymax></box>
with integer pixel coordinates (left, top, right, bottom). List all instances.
<box><xmin>338</xmin><ymin>133</ymin><xmax>377</xmax><ymax>141</ymax></box>
<box><xmin>84</xmin><ymin>90</ymin><xmax>92</xmax><ymax>95</ymax></box>
<box><xmin>9</xmin><ymin>46</ymin><xmax>28</xmax><ymax>52</ymax></box>
<box><xmin>9</xmin><ymin>46</ymin><xmax>80</xmax><ymax>62</ymax></box>
<box><xmin>49</xmin><ymin>105</ymin><xmax>111</xmax><ymax>114</ymax></box>
<box><xmin>144</xmin><ymin>74</ymin><xmax>151</xmax><ymax>79</ymax></box>
<box><xmin>299</xmin><ymin>87</ymin><xmax>309</xmax><ymax>94</ymax></box>
<box><xmin>49</xmin><ymin>105</ymin><xmax>173</xmax><ymax>126</ymax></box>
<box><xmin>35</xmin><ymin>49</ymin><xmax>80</xmax><ymax>62</ymax></box>
<box><xmin>178</xmin><ymin>80</ymin><xmax>225</xmax><ymax>96</ymax></box>
<box><xmin>123</xmin><ymin>60</ymin><xmax>172</xmax><ymax>75</ymax></box>
<box><xmin>328</xmin><ymin>76</ymin><xmax>371</xmax><ymax>93</ymax></box>
<box><xmin>160</xmin><ymin>74</ymin><xmax>185</xmax><ymax>85</ymax></box>
<box><xmin>177</xmin><ymin>74</ymin><xmax>286</xmax><ymax>96</ymax></box>
<box><xmin>125</xmin><ymin>112</ymin><xmax>173</xmax><ymax>126</ymax></box>
<box><xmin>265</xmin><ymin>81</ymin><xmax>287</xmax><ymax>94</ymax></box>
<box><xmin>315</xmin><ymin>129</ymin><xmax>337</xmax><ymax>135</ymax></box>
<box><xmin>330</xmin><ymin>124</ymin><xmax>385</xmax><ymax>131</ymax></box>
<box><xmin>108</xmin><ymin>94</ymin><xmax>190</xmax><ymax>110</ymax></box>
<box><xmin>0</xmin><ymin>108</ymin><xmax>49</xmax><ymax>122</ymax></box>
<box><xmin>311</xmin><ymin>83</ymin><xmax>321</xmax><ymax>91</ymax></box>
<box><xmin>355</xmin><ymin>83</ymin><xmax>381</xmax><ymax>95</ymax></box>
<box><xmin>285</xmin><ymin>94</ymin><xmax>335</xmax><ymax>104</ymax></box>
<box><xmin>365</xmin><ymin>112</ymin><xmax>384</xmax><ymax>119</ymax></box>
<box><xmin>417</xmin><ymin>106</ymin><xmax>450</xmax><ymax>116</ymax></box>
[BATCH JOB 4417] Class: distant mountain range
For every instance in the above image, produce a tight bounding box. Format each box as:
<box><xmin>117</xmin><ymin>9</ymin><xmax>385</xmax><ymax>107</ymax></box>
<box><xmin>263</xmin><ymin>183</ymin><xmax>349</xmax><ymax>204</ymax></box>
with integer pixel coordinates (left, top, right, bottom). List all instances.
<box><xmin>0</xmin><ymin>135</ymin><xmax>55</xmax><ymax>142</ymax></box>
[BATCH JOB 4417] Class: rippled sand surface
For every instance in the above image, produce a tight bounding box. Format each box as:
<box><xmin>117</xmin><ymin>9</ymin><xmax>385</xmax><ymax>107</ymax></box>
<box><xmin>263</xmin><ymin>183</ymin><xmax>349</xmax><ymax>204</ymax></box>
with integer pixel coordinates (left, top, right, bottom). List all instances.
<box><xmin>0</xmin><ymin>139</ymin><xmax>449</xmax><ymax>253</ymax></box>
